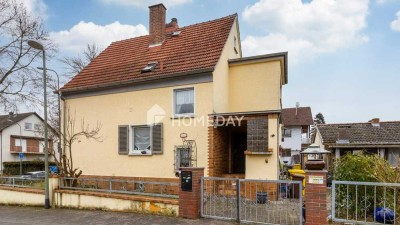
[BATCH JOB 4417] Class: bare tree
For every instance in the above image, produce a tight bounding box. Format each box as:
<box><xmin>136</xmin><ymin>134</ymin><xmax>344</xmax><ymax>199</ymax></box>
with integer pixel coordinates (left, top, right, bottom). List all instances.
<box><xmin>60</xmin><ymin>43</ymin><xmax>101</xmax><ymax>79</ymax></box>
<box><xmin>0</xmin><ymin>0</ymin><xmax>55</xmax><ymax>112</ymax></box>
<box><xmin>34</xmin><ymin>107</ymin><xmax>103</xmax><ymax>179</ymax></box>
<box><xmin>61</xmin><ymin>109</ymin><xmax>103</xmax><ymax>178</ymax></box>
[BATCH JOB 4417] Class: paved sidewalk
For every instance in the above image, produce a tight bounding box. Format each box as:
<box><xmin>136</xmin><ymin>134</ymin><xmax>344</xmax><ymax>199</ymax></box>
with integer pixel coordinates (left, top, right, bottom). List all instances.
<box><xmin>0</xmin><ymin>206</ymin><xmax>235</xmax><ymax>225</ymax></box>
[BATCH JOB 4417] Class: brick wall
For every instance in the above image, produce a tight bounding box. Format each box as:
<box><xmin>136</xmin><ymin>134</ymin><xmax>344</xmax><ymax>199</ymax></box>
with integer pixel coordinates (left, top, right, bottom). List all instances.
<box><xmin>305</xmin><ymin>170</ymin><xmax>328</xmax><ymax>225</ymax></box>
<box><xmin>179</xmin><ymin>167</ymin><xmax>204</xmax><ymax>219</ymax></box>
<box><xmin>208</xmin><ymin>126</ymin><xmax>229</xmax><ymax>177</ymax></box>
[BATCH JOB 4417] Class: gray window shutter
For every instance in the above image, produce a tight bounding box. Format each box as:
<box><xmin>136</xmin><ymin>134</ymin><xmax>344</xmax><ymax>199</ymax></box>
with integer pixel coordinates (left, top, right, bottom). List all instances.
<box><xmin>152</xmin><ymin>123</ymin><xmax>163</xmax><ymax>154</ymax></box>
<box><xmin>118</xmin><ymin>125</ymin><xmax>129</xmax><ymax>155</ymax></box>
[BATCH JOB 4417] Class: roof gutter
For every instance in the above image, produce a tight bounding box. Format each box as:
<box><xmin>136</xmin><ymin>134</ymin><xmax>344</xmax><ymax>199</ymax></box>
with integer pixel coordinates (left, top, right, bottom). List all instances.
<box><xmin>328</xmin><ymin>144</ymin><xmax>400</xmax><ymax>148</ymax></box>
<box><xmin>60</xmin><ymin>68</ymin><xmax>214</xmax><ymax>96</ymax></box>
<box><xmin>209</xmin><ymin>109</ymin><xmax>281</xmax><ymax>117</ymax></box>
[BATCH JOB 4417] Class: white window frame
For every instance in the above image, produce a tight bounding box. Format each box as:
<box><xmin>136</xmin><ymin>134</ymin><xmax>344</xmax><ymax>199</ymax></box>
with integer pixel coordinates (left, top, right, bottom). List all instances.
<box><xmin>24</xmin><ymin>122</ymin><xmax>33</xmax><ymax>131</ymax></box>
<box><xmin>129</xmin><ymin>125</ymin><xmax>153</xmax><ymax>156</ymax></box>
<box><xmin>173</xmin><ymin>87</ymin><xmax>195</xmax><ymax>117</ymax></box>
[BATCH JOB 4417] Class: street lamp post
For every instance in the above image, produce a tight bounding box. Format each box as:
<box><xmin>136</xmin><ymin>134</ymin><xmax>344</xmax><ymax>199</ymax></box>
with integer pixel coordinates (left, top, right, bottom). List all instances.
<box><xmin>37</xmin><ymin>67</ymin><xmax>62</xmax><ymax>158</ymax></box>
<box><xmin>28</xmin><ymin>40</ymin><xmax>50</xmax><ymax>209</ymax></box>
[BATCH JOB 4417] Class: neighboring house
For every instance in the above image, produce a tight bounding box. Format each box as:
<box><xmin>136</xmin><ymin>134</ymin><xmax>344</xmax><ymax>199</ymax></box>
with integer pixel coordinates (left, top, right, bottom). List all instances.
<box><xmin>281</xmin><ymin>106</ymin><xmax>313</xmax><ymax>165</ymax></box>
<box><xmin>0</xmin><ymin>112</ymin><xmax>56</xmax><ymax>173</ymax></box>
<box><xmin>59</xmin><ymin>4</ymin><xmax>288</xmax><ymax>180</ymax></box>
<box><xmin>314</xmin><ymin>118</ymin><xmax>400</xmax><ymax>167</ymax></box>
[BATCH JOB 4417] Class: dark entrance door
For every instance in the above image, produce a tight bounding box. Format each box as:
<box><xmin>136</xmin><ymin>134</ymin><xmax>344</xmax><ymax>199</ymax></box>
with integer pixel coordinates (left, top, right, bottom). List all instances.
<box><xmin>231</xmin><ymin>132</ymin><xmax>246</xmax><ymax>173</ymax></box>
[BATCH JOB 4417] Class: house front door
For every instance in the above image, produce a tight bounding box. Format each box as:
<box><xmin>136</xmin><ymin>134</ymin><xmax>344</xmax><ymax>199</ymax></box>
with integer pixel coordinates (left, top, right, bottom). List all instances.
<box><xmin>231</xmin><ymin>132</ymin><xmax>246</xmax><ymax>173</ymax></box>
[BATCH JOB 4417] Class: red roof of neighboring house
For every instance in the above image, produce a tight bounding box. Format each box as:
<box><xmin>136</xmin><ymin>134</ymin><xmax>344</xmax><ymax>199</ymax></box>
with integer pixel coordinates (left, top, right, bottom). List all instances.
<box><xmin>282</xmin><ymin>107</ymin><xmax>313</xmax><ymax>126</ymax></box>
<box><xmin>60</xmin><ymin>14</ymin><xmax>237</xmax><ymax>93</ymax></box>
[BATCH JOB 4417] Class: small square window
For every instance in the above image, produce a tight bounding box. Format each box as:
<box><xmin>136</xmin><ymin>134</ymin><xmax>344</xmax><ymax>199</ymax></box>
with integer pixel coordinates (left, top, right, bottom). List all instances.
<box><xmin>131</xmin><ymin>126</ymin><xmax>151</xmax><ymax>154</ymax></box>
<box><xmin>283</xmin><ymin>128</ymin><xmax>291</xmax><ymax>137</ymax></box>
<box><xmin>174</xmin><ymin>88</ymin><xmax>194</xmax><ymax>115</ymax></box>
<box><xmin>25</xmin><ymin>122</ymin><xmax>33</xmax><ymax>130</ymax></box>
<box><xmin>141</xmin><ymin>62</ymin><xmax>158</xmax><ymax>73</ymax></box>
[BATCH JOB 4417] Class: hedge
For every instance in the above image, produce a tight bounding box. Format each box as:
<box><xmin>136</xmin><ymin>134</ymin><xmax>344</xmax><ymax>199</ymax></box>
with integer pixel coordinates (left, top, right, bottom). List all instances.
<box><xmin>2</xmin><ymin>161</ymin><xmax>57</xmax><ymax>175</ymax></box>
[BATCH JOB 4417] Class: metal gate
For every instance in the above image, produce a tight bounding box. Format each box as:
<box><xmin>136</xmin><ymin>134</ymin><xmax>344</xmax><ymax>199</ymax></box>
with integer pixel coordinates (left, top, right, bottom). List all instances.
<box><xmin>201</xmin><ymin>177</ymin><xmax>303</xmax><ymax>225</ymax></box>
<box><xmin>332</xmin><ymin>180</ymin><xmax>400</xmax><ymax>224</ymax></box>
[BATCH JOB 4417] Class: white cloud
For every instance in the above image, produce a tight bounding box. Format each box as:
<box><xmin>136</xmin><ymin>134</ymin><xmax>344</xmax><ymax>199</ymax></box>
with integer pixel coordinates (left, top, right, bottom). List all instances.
<box><xmin>17</xmin><ymin>0</ymin><xmax>48</xmax><ymax>19</ymax></box>
<box><xmin>241</xmin><ymin>0</ymin><xmax>369</xmax><ymax>63</ymax></box>
<box><xmin>391</xmin><ymin>11</ymin><xmax>400</xmax><ymax>31</ymax></box>
<box><xmin>50</xmin><ymin>21</ymin><xmax>148</xmax><ymax>55</ymax></box>
<box><xmin>98</xmin><ymin>0</ymin><xmax>192</xmax><ymax>8</ymax></box>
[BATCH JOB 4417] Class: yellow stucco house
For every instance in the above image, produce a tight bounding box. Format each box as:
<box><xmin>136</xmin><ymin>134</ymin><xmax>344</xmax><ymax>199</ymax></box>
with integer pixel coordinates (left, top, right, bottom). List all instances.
<box><xmin>59</xmin><ymin>4</ymin><xmax>288</xmax><ymax>180</ymax></box>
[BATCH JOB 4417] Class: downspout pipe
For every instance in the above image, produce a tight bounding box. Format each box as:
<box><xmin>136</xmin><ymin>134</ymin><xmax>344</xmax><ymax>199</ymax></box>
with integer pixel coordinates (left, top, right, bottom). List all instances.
<box><xmin>61</xmin><ymin>94</ymin><xmax>66</xmax><ymax>174</ymax></box>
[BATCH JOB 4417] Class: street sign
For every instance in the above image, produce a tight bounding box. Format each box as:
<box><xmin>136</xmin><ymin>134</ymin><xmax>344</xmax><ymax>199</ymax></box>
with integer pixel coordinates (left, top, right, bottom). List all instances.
<box><xmin>18</xmin><ymin>152</ymin><xmax>24</xmax><ymax>159</ymax></box>
<box><xmin>49</xmin><ymin>166</ymin><xmax>58</xmax><ymax>174</ymax></box>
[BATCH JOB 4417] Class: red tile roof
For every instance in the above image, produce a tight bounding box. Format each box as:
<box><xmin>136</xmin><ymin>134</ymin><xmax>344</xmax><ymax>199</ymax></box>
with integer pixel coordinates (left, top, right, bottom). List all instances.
<box><xmin>60</xmin><ymin>14</ymin><xmax>237</xmax><ymax>93</ymax></box>
<box><xmin>282</xmin><ymin>107</ymin><xmax>313</xmax><ymax>126</ymax></box>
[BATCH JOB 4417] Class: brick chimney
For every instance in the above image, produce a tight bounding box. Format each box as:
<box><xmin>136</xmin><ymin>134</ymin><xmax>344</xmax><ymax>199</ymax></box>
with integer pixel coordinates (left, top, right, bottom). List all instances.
<box><xmin>149</xmin><ymin>3</ymin><xmax>166</xmax><ymax>47</ymax></box>
<box><xmin>166</xmin><ymin>18</ymin><xmax>179</xmax><ymax>33</ymax></box>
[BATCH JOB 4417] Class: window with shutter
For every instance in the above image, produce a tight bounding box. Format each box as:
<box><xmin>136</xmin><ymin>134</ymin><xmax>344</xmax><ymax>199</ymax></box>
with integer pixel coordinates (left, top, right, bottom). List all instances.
<box><xmin>118</xmin><ymin>125</ymin><xmax>129</xmax><ymax>155</ymax></box>
<box><xmin>152</xmin><ymin>123</ymin><xmax>163</xmax><ymax>154</ymax></box>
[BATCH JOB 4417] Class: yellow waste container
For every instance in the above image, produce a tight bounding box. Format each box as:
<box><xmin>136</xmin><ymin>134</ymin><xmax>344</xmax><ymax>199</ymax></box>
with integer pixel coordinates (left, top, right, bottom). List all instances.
<box><xmin>288</xmin><ymin>169</ymin><xmax>306</xmax><ymax>197</ymax></box>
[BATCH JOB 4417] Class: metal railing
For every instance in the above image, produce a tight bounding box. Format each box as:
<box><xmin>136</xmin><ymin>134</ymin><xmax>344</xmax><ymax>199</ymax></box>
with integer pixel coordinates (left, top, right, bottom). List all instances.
<box><xmin>201</xmin><ymin>177</ymin><xmax>303</xmax><ymax>225</ymax></box>
<box><xmin>332</xmin><ymin>180</ymin><xmax>400</xmax><ymax>224</ymax></box>
<box><xmin>0</xmin><ymin>176</ymin><xmax>45</xmax><ymax>189</ymax></box>
<box><xmin>59</xmin><ymin>177</ymin><xmax>179</xmax><ymax>199</ymax></box>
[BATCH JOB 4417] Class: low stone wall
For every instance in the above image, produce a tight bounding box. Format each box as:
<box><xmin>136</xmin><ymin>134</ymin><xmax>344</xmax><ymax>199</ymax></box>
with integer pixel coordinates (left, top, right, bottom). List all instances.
<box><xmin>55</xmin><ymin>189</ymin><xmax>179</xmax><ymax>216</ymax></box>
<box><xmin>0</xmin><ymin>186</ymin><xmax>44</xmax><ymax>206</ymax></box>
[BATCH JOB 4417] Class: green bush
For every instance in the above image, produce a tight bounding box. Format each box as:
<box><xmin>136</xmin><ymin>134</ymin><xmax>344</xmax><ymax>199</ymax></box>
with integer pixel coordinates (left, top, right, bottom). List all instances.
<box><xmin>2</xmin><ymin>160</ymin><xmax>57</xmax><ymax>175</ymax></box>
<box><xmin>334</xmin><ymin>152</ymin><xmax>377</xmax><ymax>182</ymax></box>
<box><xmin>333</xmin><ymin>152</ymin><xmax>400</xmax><ymax>223</ymax></box>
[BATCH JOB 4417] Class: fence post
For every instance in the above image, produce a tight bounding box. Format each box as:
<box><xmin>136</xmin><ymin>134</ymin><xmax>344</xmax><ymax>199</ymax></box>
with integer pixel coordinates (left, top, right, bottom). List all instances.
<box><xmin>179</xmin><ymin>167</ymin><xmax>204</xmax><ymax>219</ymax></box>
<box><xmin>305</xmin><ymin>169</ymin><xmax>328</xmax><ymax>225</ymax></box>
<box><xmin>49</xmin><ymin>175</ymin><xmax>60</xmax><ymax>207</ymax></box>
<box><xmin>236</xmin><ymin>179</ymin><xmax>240</xmax><ymax>223</ymax></box>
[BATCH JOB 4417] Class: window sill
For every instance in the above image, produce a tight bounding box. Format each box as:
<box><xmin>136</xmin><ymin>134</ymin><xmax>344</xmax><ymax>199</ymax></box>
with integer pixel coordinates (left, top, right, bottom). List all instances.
<box><xmin>244</xmin><ymin>150</ymin><xmax>273</xmax><ymax>155</ymax></box>
<box><xmin>128</xmin><ymin>152</ymin><xmax>152</xmax><ymax>156</ymax></box>
<box><xmin>170</xmin><ymin>114</ymin><xmax>196</xmax><ymax>119</ymax></box>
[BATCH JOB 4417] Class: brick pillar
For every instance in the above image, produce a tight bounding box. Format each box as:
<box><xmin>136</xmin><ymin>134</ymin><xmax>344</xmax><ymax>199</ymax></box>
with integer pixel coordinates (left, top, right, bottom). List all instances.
<box><xmin>179</xmin><ymin>167</ymin><xmax>204</xmax><ymax>219</ymax></box>
<box><xmin>305</xmin><ymin>170</ymin><xmax>328</xmax><ymax>225</ymax></box>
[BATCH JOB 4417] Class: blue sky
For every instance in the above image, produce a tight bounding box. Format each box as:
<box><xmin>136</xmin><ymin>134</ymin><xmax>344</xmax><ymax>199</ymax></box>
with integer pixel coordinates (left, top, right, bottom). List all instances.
<box><xmin>26</xmin><ymin>0</ymin><xmax>400</xmax><ymax>123</ymax></box>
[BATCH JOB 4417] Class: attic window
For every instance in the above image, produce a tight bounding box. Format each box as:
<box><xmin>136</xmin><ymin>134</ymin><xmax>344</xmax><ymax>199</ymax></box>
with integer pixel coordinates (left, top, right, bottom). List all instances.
<box><xmin>141</xmin><ymin>62</ymin><xmax>158</xmax><ymax>73</ymax></box>
<box><xmin>172</xmin><ymin>31</ymin><xmax>181</xmax><ymax>36</ymax></box>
